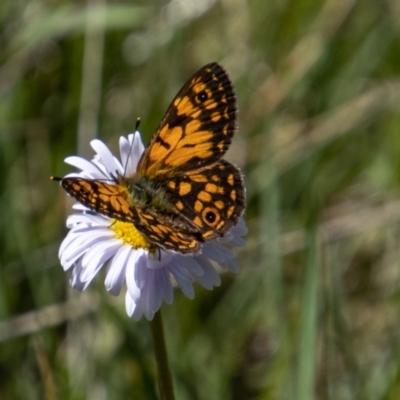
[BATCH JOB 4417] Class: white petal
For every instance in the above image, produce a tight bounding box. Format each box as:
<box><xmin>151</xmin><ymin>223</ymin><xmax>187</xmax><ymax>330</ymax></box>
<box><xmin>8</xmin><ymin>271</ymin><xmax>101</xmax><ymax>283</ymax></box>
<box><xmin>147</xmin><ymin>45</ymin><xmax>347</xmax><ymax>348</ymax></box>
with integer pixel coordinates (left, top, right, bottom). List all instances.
<box><xmin>105</xmin><ymin>245</ymin><xmax>131</xmax><ymax>295</ymax></box>
<box><xmin>131</xmin><ymin>299</ymin><xmax>146</xmax><ymax>320</ymax></box>
<box><xmin>202</xmin><ymin>243</ymin><xmax>234</xmax><ymax>263</ymax></box>
<box><xmin>221</xmin><ymin>257</ymin><xmax>240</xmax><ymax>273</ymax></box>
<box><xmin>80</xmin><ymin>239</ymin><xmax>122</xmax><ymax>282</ymax></box>
<box><xmin>129</xmin><ymin>132</ymin><xmax>145</xmax><ymax>172</ymax></box>
<box><xmin>156</xmin><ymin>268</ymin><xmax>174</xmax><ymax>304</ymax></box>
<box><xmin>118</xmin><ymin>132</ymin><xmax>145</xmax><ymax>176</ymax></box>
<box><xmin>90</xmin><ymin>155</ymin><xmax>113</xmax><ymax>178</ymax></box>
<box><xmin>70</xmin><ymin>260</ymin><xmax>91</xmax><ymax>291</ymax></box>
<box><xmin>168</xmin><ymin>263</ymin><xmax>195</xmax><ymax>299</ymax></box>
<box><xmin>125</xmin><ymin>291</ymin><xmax>139</xmax><ymax>318</ymax></box>
<box><xmin>119</xmin><ymin>135</ymin><xmax>131</xmax><ymax>171</ymax></box>
<box><xmin>90</xmin><ymin>139</ymin><xmax>123</xmax><ymax>175</ymax></box>
<box><xmin>66</xmin><ymin>212</ymin><xmax>109</xmax><ymax>227</ymax></box>
<box><xmin>63</xmin><ymin>172</ymin><xmax>84</xmax><ymax>180</ymax></box>
<box><xmin>225</xmin><ymin>234</ymin><xmax>246</xmax><ymax>247</ymax></box>
<box><xmin>60</xmin><ymin>232</ymin><xmax>101</xmax><ymax>269</ymax></box>
<box><xmin>64</xmin><ymin>156</ymin><xmax>106</xmax><ymax>177</ymax></box>
<box><xmin>81</xmin><ymin>238</ymin><xmax>121</xmax><ymax>267</ymax></box>
<box><xmin>126</xmin><ymin>251</ymin><xmax>144</xmax><ymax>299</ymax></box>
<box><xmin>146</xmin><ymin>251</ymin><xmax>173</xmax><ymax>270</ymax></box>
<box><xmin>141</xmin><ymin>270</ymin><xmax>162</xmax><ymax>319</ymax></box>
<box><xmin>145</xmin><ymin>270</ymin><xmax>162</xmax><ymax>313</ymax></box>
<box><xmin>134</xmin><ymin>252</ymin><xmax>152</xmax><ymax>289</ymax></box>
<box><xmin>173</xmin><ymin>254</ymin><xmax>204</xmax><ymax>276</ymax></box>
<box><xmin>133</xmin><ymin>267</ymin><xmax>172</xmax><ymax>320</ymax></box>
<box><xmin>192</xmin><ymin>256</ymin><xmax>221</xmax><ymax>289</ymax></box>
<box><xmin>230</xmin><ymin>218</ymin><xmax>248</xmax><ymax>238</ymax></box>
<box><xmin>59</xmin><ymin>229</ymin><xmax>84</xmax><ymax>258</ymax></box>
<box><xmin>60</xmin><ymin>229</ymin><xmax>114</xmax><ymax>269</ymax></box>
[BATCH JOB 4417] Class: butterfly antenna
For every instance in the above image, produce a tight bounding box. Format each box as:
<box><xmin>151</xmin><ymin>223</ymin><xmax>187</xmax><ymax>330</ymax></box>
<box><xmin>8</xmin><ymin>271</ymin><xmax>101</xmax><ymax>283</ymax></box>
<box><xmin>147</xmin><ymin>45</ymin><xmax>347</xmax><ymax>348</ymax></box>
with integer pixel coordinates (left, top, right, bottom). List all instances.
<box><xmin>123</xmin><ymin>117</ymin><xmax>141</xmax><ymax>177</ymax></box>
<box><xmin>135</xmin><ymin>117</ymin><xmax>141</xmax><ymax>131</ymax></box>
<box><xmin>50</xmin><ymin>176</ymin><xmax>62</xmax><ymax>181</ymax></box>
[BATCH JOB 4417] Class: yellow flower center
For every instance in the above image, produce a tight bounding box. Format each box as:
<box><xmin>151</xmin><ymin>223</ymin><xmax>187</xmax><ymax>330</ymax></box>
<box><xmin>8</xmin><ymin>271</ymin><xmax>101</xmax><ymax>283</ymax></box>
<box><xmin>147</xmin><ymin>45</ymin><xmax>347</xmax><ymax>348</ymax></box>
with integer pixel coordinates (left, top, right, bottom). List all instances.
<box><xmin>111</xmin><ymin>220</ymin><xmax>154</xmax><ymax>250</ymax></box>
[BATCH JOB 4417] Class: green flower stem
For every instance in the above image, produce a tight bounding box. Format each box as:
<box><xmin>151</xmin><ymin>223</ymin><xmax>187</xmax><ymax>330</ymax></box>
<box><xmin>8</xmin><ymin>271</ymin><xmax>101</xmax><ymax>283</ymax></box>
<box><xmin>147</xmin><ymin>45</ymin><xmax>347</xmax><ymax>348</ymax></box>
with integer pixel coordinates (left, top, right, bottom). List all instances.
<box><xmin>149</xmin><ymin>310</ymin><xmax>175</xmax><ymax>400</ymax></box>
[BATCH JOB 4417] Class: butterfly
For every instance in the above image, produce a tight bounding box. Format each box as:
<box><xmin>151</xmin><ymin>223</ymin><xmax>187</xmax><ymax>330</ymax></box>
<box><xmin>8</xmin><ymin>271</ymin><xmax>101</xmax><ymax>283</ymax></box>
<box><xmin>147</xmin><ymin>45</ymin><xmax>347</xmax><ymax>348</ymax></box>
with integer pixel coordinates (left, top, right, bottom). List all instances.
<box><xmin>56</xmin><ymin>62</ymin><xmax>245</xmax><ymax>254</ymax></box>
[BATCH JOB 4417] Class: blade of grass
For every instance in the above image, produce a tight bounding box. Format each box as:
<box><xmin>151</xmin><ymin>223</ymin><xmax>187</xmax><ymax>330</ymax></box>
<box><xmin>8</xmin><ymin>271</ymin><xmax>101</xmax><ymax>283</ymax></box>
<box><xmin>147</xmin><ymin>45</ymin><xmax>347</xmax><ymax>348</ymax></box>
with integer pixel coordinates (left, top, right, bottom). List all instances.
<box><xmin>297</xmin><ymin>229</ymin><xmax>319</xmax><ymax>400</ymax></box>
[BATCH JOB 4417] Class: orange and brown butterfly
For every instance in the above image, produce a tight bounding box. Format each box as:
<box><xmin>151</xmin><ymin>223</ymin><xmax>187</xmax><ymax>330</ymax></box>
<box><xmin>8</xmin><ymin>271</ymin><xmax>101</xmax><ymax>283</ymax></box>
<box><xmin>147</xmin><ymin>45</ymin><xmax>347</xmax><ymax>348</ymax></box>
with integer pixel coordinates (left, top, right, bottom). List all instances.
<box><xmin>54</xmin><ymin>62</ymin><xmax>245</xmax><ymax>254</ymax></box>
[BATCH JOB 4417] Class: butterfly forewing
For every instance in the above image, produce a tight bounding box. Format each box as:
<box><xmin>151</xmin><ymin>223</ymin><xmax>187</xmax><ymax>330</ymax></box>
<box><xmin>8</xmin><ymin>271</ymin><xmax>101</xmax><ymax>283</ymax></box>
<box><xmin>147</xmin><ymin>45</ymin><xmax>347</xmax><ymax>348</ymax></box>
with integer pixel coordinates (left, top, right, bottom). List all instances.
<box><xmin>138</xmin><ymin>62</ymin><xmax>237</xmax><ymax>176</ymax></box>
<box><xmin>61</xmin><ymin>177</ymin><xmax>139</xmax><ymax>223</ymax></box>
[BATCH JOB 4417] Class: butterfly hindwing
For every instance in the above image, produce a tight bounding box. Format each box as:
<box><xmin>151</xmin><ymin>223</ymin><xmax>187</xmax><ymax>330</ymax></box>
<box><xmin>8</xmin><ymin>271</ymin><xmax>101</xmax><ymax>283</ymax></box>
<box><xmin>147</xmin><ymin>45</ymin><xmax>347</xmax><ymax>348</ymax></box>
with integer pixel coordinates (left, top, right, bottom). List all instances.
<box><xmin>162</xmin><ymin>160</ymin><xmax>245</xmax><ymax>242</ymax></box>
<box><xmin>132</xmin><ymin>207</ymin><xmax>202</xmax><ymax>253</ymax></box>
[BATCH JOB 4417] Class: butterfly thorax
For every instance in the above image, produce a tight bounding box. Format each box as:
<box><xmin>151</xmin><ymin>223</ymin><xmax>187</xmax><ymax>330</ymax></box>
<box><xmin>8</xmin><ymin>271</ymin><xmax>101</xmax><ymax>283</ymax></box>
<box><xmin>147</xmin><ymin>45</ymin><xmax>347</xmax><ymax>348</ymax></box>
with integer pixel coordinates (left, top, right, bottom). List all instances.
<box><xmin>123</xmin><ymin>174</ymin><xmax>174</xmax><ymax>213</ymax></box>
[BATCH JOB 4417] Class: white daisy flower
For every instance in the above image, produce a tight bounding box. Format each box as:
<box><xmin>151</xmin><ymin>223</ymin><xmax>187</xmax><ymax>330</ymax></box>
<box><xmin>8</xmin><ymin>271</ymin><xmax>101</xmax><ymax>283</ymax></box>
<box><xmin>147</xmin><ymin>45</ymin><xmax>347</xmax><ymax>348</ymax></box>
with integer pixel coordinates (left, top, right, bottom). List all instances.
<box><xmin>57</xmin><ymin>132</ymin><xmax>247</xmax><ymax>320</ymax></box>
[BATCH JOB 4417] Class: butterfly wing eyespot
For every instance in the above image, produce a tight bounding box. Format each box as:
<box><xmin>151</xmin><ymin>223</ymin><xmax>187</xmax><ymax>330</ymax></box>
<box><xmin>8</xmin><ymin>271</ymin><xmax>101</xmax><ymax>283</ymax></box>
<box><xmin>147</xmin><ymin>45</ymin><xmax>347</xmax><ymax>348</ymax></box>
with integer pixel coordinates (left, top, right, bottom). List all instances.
<box><xmin>137</xmin><ymin>62</ymin><xmax>237</xmax><ymax>176</ymax></box>
<box><xmin>205</xmin><ymin>210</ymin><xmax>216</xmax><ymax>223</ymax></box>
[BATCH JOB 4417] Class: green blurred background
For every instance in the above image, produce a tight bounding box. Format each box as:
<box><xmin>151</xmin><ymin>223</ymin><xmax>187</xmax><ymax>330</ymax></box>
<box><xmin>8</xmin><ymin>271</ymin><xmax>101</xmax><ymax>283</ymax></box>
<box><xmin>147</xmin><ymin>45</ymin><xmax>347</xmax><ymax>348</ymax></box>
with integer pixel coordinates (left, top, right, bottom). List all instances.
<box><xmin>1</xmin><ymin>0</ymin><xmax>400</xmax><ymax>399</ymax></box>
